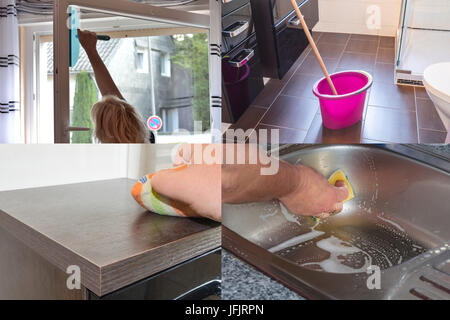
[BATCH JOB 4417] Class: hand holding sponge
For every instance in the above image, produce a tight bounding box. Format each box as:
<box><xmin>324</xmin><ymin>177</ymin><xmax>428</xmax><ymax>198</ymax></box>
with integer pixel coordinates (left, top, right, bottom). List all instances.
<box><xmin>312</xmin><ymin>169</ymin><xmax>354</xmax><ymax>222</ymax></box>
<box><xmin>131</xmin><ymin>165</ymin><xmax>197</xmax><ymax>218</ymax></box>
<box><xmin>328</xmin><ymin>169</ymin><xmax>354</xmax><ymax>203</ymax></box>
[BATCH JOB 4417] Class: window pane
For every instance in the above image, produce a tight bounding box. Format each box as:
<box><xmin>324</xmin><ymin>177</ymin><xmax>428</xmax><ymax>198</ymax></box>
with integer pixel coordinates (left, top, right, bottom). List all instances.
<box><xmin>67</xmin><ymin>7</ymin><xmax>210</xmax><ymax>143</ymax></box>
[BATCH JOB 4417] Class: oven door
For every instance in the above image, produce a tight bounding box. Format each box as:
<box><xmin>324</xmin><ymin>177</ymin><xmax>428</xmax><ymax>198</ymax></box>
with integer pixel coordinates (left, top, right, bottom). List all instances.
<box><xmin>274</xmin><ymin>10</ymin><xmax>309</xmax><ymax>78</ymax></box>
<box><xmin>222</xmin><ymin>0</ymin><xmax>251</xmax><ymax>16</ymax></box>
<box><xmin>274</xmin><ymin>0</ymin><xmax>318</xmax><ymax>78</ymax></box>
<box><xmin>270</xmin><ymin>0</ymin><xmax>304</xmax><ymax>26</ymax></box>
<box><xmin>270</xmin><ymin>0</ymin><xmax>318</xmax><ymax>28</ymax></box>
<box><xmin>222</xmin><ymin>36</ymin><xmax>264</xmax><ymax>123</ymax></box>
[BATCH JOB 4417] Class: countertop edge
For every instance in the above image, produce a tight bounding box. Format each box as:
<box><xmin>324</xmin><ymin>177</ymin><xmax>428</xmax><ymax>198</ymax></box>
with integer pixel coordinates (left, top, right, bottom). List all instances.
<box><xmin>0</xmin><ymin>208</ymin><xmax>102</xmax><ymax>294</ymax></box>
<box><xmin>0</xmin><ymin>206</ymin><xmax>221</xmax><ymax>297</ymax></box>
<box><xmin>98</xmin><ymin>226</ymin><xmax>222</xmax><ymax>296</ymax></box>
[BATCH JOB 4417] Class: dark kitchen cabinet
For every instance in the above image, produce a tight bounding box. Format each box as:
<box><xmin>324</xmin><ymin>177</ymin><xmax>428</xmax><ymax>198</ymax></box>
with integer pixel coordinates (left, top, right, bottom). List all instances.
<box><xmin>222</xmin><ymin>0</ymin><xmax>251</xmax><ymax>16</ymax></box>
<box><xmin>221</xmin><ymin>0</ymin><xmax>265</xmax><ymax>123</ymax></box>
<box><xmin>222</xmin><ymin>2</ymin><xmax>255</xmax><ymax>54</ymax></box>
<box><xmin>222</xmin><ymin>35</ymin><xmax>265</xmax><ymax>123</ymax></box>
<box><xmin>250</xmin><ymin>0</ymin><xmax>319</xmax><ymax>79</ymax></box>
<box><xmin>87</xmin><ymin>249</ymin><xmax>221</xmax><ymax>300</ymax></box>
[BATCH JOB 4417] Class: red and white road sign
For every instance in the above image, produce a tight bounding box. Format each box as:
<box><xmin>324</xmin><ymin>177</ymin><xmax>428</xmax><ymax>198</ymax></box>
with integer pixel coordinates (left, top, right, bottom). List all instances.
<box><xmin>147</xmin><ymin>116</ymin><xmax>162</xmax><ymax>131</ymax></box>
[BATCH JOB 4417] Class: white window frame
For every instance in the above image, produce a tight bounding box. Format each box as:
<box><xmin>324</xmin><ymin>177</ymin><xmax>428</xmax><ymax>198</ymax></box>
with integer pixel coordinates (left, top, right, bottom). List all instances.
<box><xmin>53</xmin><ymin>0</ymin><xmax>219</xmax><ymax>143</ymax></box>
<box><xmin>160</xmin><ymin>52</ymin><xmax>171</xmax><ymax>77</ymax></box>
<box><xmin>20</xmin><ymin>23</ymin><xmax>54</xmax><ymax>144</ymax></box>
<box><xmin>135</xmin><ymin>48</ymin><xmax>149</xmax><ymax>74</ymax></box>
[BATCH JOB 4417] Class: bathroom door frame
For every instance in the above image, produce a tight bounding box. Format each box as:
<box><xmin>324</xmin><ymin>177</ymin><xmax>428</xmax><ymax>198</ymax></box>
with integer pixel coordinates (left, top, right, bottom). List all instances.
<box><xmin>53</xmin><ymin>0</ymin><xmax>220</xmax><ymax>143</ymax></box>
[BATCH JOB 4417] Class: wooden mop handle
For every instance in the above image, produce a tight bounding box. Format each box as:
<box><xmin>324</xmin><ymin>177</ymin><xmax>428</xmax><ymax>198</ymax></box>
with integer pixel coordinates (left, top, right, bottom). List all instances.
<box><xmin>290</xmin><ymin>0</ymin><xmax>338</xmax><ymax>95</ymax></box>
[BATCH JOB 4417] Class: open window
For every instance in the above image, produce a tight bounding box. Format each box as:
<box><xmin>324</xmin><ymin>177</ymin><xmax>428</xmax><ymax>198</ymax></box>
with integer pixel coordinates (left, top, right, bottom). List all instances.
<box><xmin>31</xmin><ymin>0</ymin><xmax>220</xmax><ymax>144</ymax></box>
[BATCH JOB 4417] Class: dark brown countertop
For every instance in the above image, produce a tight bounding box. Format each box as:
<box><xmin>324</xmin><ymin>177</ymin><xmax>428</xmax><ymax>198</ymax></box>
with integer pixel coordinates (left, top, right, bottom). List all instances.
<box><xmin>0</xmin><ymin>178</ymin><xmax>220</xmax><ymax>296</ymax></box>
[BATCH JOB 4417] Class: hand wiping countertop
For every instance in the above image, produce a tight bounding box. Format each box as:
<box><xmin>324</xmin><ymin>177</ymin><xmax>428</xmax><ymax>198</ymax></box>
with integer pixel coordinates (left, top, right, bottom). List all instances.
<box><xmin>0</xmin><ymin>178</ymin><xmax>220</xmax><ymax>296</ymax></box>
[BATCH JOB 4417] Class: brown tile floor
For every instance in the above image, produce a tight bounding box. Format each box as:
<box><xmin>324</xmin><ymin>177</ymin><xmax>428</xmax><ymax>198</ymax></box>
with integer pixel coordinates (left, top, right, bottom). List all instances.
<box><xmin>224</xmin><ymin>32</ymin><xmax>448</xmax><ymax>144</ymax></box>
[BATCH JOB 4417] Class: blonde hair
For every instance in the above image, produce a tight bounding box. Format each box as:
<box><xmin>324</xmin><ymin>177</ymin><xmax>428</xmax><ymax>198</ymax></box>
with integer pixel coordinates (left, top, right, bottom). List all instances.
<box><xmin>91</xmin><ymin>95</ymin><xmax>149</xmax><ymax>143</ymax></box>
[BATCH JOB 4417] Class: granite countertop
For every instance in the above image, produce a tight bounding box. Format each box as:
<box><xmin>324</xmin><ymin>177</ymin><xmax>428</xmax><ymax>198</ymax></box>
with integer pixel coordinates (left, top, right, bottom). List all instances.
<box><xmin>0</xmin><ymin>179</ymin><xmax>221</xmax><ymax>296</ymax></box>
<box><xmin>222</xmin><ymin>250</ymin><xmax>304</xmax><ymax>300</ymax></box>
<box><xmin>417</xmin><ymin>144</ymin><xmax>450</xmax><ymax>158</ymax></box>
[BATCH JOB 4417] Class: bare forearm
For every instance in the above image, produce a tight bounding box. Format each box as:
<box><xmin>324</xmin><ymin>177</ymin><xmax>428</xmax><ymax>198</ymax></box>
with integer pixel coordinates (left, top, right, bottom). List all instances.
<box><xmin>222</xmin><ymin>156</ymin><xmax>300</xmax><ymax>204</ymax></box>
<box><xmin>221</xmin><ymin>144</ymin><xmax>349</xmax><ymax>217</ymax></box>
<box><xmin>84</xmin><ymin>49</ymin><xmax>124</xmax><ymax>100</ymax></box>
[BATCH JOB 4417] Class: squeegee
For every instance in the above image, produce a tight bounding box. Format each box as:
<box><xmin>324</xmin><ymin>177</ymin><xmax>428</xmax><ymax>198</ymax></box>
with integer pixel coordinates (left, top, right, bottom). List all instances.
<box><xmin>69</xmin><ymin>6</ymin><xmax>111</xmax><ymax>67</ymax></box>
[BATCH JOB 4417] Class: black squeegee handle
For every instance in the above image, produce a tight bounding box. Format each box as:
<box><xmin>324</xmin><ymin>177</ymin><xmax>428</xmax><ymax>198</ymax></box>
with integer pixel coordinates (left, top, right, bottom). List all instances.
<box><xmin>97</xmin><ymin>35</ymin><xmax>111</xmax><ymax>41</ymax></box>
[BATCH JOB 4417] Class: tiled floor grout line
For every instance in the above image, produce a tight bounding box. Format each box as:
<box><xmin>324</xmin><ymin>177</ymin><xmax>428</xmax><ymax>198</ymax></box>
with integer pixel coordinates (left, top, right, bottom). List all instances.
<box><xmin>414</xmin><ymin>87</ymin><xmax>421</xmax><ymax>143</ymax></box>
<box><xmin>256</xmin><ymin>122</ymin><xmax>310</xmax><ymax>132</ymax></box>
<box><xmin>276</xmin><ymin>93</ymin><xmax>317</xmax><ymax>101</ymax></box>
<box><xmin>414</xmin><ymin>87</ymin><xmax>447</xmax><ymax>135</ymax></box>
<box><xmin>344</xmin><ymin>51</ymin><xmax>377</xmax><ymax>56</ymax></box>
<box><xmin>339</xmin><ymin>35</ymin><xmax>358</xmax><ymax>63</ymax></box>
<box><xmin>364</xmin><ymin>137</ymin><xmax>396</xmax><ymax>144</ymax></box>
<box><xmin>364</xmin><ymin>104</ymin><xmax>416</xmax><ymax>113</ymax></box>
<box><xmin>419</xmin><ymin>127</ymin><xmax>448</xmax><ymax>133</ymax></box>
<box><xmin>251</xmin><ymin>105</ymin><xmax>271</xmax><ymax>109</ymax></box>
<box><xmin>376</xmin><ymin>61</ymin><xmax>396</xmax><ymax>65</ymax></box>
<box><xmin>360</xmin><ymin>36</ymin><xmax>381</xmax><ymax>141</ymax></box>
<box><xmin>359</xmin><ymin>35</ymin><xmax>412</xmax><ymax>143</ymax></box>
<box><xmin>367</xmin><ymin>40</ymin><xmax>393</xmax><ymax>150</ymax></box>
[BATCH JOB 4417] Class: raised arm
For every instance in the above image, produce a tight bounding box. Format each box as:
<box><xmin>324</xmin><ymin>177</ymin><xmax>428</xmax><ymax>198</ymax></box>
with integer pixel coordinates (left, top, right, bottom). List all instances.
<box><xmin>77</xmin><ymin>29</ymin><xmax>124</xmax><ymax>100</ymax></box>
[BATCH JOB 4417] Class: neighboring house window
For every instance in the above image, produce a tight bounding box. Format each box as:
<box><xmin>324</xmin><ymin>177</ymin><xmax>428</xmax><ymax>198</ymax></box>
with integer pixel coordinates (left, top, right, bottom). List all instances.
<box><xmin>160</xmin><ymin>53</ymin><xmax>171</xmax><ymax>77</ymax></box>
<box><xmin>136</xmin><ymin>49</ymin><xmax>149</xmax><ymax>73</ymax></box>
<box><xmin>162</xmin><ymin>108</ymin><xmax>178</xmax><ymax>132</ymax></box>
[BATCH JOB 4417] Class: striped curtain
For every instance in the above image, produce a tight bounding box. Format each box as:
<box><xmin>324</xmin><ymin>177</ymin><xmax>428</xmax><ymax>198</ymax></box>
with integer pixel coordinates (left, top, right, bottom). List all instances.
<box><xmin>0</xmin><ymin>0</ymin><xmax>20</xmax><ymax>143</ymax></box>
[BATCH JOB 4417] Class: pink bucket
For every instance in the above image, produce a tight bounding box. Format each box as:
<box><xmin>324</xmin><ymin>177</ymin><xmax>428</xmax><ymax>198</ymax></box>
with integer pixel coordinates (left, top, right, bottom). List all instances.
<box><xmin>313</xmin><ymin>70</ymin><xmax>373</xmax><ymax>130</ymax></box>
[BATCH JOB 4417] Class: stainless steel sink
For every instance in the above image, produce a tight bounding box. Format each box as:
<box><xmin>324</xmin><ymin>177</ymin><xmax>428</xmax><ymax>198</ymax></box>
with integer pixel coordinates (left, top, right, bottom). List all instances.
<box><xmin>223</xmin><ymin>145</ymin><xmax>450</xmax><ymax>300</ymax></box>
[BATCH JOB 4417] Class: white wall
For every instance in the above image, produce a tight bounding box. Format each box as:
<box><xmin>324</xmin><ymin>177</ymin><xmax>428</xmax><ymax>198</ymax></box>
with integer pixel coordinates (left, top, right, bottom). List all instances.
<box><xmin>0</xmin><ymin>144</ymin><xmax>177</xmax><ymax>191</ymax></box>
<box><xmin>407</xmin><ymin>0</ymin><xmax>450</xmax><ymax>30</ymax></box>
<box><xmin>0</xmin><ymin>145</ymin><xmax>128</xmax><ymax>191</ymax></box>
<box><xmin>314</xmin><ymin>0</ymin><xmax>402</xmax><ymax>36</ymax></box>
<box><xmin>126</xmin><ymin>144</ymin><xmax>178</xmax><ymax>179</ymax></box>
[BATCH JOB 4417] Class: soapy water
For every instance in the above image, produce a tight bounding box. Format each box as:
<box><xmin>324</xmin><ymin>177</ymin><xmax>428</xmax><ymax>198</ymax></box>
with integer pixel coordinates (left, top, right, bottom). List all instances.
<box><xmin>273</xmin><ymin>204</ymin><xmax>427</xmax><ymax>274</ymax></box>
<box><xmin>279</xmin><ymin>202</ymin><xmax>302</xmax><ymax>227</ymax></box>
<box><xmin>268</xmin><ymin>229</ymin><xmax>325</xmax><ymax>253</ymax></box>
<box><xmin>302</xmin><ymin>236</ymin><xmax>372</xmax><ymax>274</ymax></box>
<box><xmin>377</xmin><ymin>215</ymin><xmax>405</xmax><ymax>233</ymax></box>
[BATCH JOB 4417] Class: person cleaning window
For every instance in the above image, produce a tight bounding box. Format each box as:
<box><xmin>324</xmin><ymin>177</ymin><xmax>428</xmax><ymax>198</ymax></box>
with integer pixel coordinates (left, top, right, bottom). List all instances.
<box><xmin>77</xmin><ymin>29</ymin><xmax>154</xmax><ymax>144</ymax></box>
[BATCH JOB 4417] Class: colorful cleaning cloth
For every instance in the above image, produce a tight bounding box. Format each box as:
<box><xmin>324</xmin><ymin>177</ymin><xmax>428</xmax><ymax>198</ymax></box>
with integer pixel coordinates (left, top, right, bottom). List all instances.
<box><xmin>131</xmin><ymin>165</ymin><xmax>196</xmax><ymax>217</ymax></box>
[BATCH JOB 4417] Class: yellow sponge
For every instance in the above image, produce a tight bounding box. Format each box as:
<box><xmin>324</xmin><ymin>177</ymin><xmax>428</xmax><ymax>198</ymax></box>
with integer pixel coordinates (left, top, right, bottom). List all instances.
<box><xmin>328</xmin><ymin>169</ymin><xmax>355</xmax><ymax>203</ymax></box>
